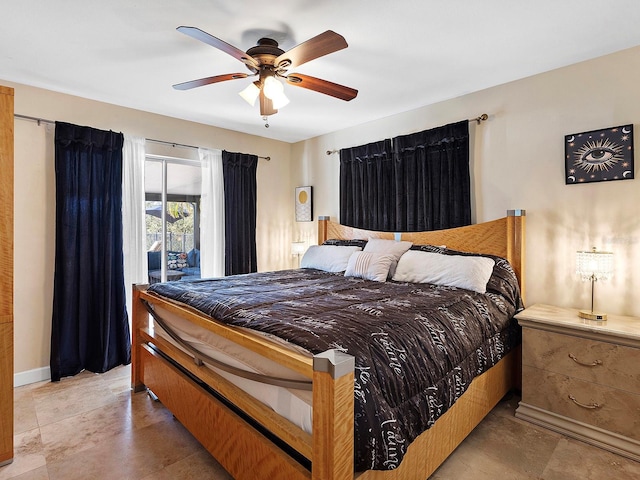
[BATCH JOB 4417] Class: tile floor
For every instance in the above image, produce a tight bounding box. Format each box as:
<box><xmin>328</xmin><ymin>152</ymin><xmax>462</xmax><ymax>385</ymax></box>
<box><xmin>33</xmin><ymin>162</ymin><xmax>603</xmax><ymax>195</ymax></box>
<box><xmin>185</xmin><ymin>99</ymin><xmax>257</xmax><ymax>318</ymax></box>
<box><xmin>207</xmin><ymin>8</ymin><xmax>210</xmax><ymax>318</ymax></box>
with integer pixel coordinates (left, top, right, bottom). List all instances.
<box><xmin>2</xmin><ymin>365</ymin><xmax>639</xmax><ymax>479</ymax></box>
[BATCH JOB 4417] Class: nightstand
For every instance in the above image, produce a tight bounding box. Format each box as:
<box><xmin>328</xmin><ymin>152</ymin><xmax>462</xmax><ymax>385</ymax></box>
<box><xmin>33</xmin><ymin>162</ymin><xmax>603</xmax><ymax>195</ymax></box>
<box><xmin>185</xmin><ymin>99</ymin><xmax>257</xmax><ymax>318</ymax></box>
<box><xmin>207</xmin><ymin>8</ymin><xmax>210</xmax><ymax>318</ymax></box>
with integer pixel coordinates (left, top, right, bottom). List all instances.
<box><xmin>515</xmin><ymin>304</ymin><xmax>640</xmax><ymax>462</ymax></box>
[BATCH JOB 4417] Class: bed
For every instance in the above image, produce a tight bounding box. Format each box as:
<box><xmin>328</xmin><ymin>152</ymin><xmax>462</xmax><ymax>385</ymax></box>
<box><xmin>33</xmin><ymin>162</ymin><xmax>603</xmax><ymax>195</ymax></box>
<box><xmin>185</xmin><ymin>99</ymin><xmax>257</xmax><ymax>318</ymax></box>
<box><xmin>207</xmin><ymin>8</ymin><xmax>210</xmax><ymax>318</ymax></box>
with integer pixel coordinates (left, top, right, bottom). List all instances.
<box><xmin>131</xmin><ymin>210</ymin><xmax>526</xmax><ymax>480</ymax></box>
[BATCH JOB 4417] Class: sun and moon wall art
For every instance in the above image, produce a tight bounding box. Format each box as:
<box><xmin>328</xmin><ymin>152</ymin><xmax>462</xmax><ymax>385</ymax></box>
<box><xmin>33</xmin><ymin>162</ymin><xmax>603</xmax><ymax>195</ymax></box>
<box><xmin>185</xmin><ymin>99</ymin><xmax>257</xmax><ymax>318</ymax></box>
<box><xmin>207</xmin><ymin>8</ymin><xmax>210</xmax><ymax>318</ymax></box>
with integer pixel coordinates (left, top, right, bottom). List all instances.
<box><xmin>565</xmin><ymin>124</ymin><xmax>634</xmax><ymax>184</ymax></box>
<box><xmin>295</xmin><ymin>186</ymin><xmax>313</xmax><ymax>222</ymax></box>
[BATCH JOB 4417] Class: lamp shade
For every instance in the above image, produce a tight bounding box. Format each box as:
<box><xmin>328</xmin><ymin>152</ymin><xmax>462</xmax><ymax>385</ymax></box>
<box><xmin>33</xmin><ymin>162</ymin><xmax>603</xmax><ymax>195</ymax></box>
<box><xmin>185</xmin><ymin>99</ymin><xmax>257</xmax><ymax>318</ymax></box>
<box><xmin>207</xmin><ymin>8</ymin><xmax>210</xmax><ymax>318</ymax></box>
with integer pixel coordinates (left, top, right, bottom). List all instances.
<box><xmin>291</xmin><ymin>241</ymin><xmax>306</xmax><ymax>256</ymax></box>
<box><xmin>576</xmin><ymin>248</ymin><xmax>614</xmax><ymax>281</ymax></box>
<box><xmin>239</xmin><ymin>81</ymin><xmax>260</xmax><ymax>106</ymax></box>
<box><xmin>576</xmin><ymin>247</ymin><xmax>613</xmax><ymax>321</ymax></box>
<box><xmin>263</xmin><ymin>76</ymin><xmax>284</xmax><ymax>99</ymax></box>
<box><xmin>270</xmin><ymin>90</ymin><xmax>290</xmax><ymax>109</ymax></box>
<box><xmin>263</xmin><ymin>76</ymin><xmax>289</xmax><ymax>109</ymax></box>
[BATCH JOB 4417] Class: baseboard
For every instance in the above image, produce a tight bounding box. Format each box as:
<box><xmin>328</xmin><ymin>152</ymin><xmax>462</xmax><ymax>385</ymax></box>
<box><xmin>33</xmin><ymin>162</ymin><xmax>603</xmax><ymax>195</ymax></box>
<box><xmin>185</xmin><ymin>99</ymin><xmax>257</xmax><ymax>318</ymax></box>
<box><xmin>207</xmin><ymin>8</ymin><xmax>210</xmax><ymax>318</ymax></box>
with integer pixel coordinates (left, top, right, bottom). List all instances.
<box><xmin>516</xmin><ymin>402</ymin><xmax>640</xmax><ymax>462</ymax></box>
<box><xmin>14</xmin><ymin>366</ymin><xmax>51</xmax><ymax>387</ymax></box>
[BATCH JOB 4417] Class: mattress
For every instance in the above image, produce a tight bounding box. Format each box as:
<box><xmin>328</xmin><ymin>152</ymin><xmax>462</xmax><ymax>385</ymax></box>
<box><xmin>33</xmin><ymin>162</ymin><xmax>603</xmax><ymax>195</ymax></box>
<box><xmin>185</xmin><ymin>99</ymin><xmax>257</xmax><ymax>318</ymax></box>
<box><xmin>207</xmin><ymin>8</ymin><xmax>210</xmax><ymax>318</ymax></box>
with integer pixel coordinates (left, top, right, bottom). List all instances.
<box><xmin>151</xmin><ymin>303</ymin><xmax>314</xmax><ymax>434</ymax></box>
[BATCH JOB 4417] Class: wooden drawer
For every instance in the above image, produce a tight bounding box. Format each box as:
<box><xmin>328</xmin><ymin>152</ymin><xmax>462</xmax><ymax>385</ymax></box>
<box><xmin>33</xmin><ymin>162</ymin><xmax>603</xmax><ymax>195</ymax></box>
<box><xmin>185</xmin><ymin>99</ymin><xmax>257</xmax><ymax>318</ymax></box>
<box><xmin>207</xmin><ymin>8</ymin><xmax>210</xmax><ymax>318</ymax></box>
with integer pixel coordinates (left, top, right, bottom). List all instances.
<box><xmin>522</xmin><ymin>328</ymin><xmax>640</xmax><ymax>394</ymax></box>
<box><xmin>522</xmin><ymin>365</ymin><xmax>640</xmax><ymax>441</ymax></box>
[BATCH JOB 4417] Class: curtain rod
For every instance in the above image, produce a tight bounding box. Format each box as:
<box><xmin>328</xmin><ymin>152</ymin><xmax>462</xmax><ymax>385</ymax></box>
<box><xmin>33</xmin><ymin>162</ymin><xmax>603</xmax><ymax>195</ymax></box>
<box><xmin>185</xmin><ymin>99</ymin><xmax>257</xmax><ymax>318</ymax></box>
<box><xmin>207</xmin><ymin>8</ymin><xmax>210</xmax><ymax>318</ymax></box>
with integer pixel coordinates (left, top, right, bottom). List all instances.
<box><xmin>14</xmin><ymin>113</ymin><xmax>271</xmax><ymax>161</ymax></box>
<box><xmin>15</xmin><ymin>113</ymin><xmax>55</xmax><ymax>125</ymax></box>
<box><xmin>146</xmin><ymin>138</ymin><xmax>270</xmax><ymax>161</ymax></box>
<box><xmin>325</xmin><ymin>113</ymin><xmax>490</xmax><ymax>156</ymax></box>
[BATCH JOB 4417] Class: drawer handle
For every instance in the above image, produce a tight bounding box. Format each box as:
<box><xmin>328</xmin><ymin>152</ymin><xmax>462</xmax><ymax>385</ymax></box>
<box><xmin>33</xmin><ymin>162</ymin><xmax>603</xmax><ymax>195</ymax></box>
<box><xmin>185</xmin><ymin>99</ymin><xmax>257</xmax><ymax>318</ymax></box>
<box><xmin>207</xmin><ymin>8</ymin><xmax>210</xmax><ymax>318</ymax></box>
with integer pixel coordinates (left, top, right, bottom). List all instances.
<box><xmin>568</xmin><ymin>394</ymin><xmax>603</xmax><ymax>410</ymax></box>
<box><xmin>568</xmin><ymin>353</ymin><xmax>602</xmax><ymax>367</ymax></box>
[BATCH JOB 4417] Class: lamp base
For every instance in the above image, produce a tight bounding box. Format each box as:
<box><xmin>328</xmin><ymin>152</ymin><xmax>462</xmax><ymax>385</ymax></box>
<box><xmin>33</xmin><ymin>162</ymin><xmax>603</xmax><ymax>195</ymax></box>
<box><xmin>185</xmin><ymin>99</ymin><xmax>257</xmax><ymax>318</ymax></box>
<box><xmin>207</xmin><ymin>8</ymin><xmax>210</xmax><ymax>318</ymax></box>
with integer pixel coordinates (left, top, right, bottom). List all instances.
<box><xmin>578</xmin><ymin>310</ymin><xmax>607</xmax><ymax>321</ymax></box>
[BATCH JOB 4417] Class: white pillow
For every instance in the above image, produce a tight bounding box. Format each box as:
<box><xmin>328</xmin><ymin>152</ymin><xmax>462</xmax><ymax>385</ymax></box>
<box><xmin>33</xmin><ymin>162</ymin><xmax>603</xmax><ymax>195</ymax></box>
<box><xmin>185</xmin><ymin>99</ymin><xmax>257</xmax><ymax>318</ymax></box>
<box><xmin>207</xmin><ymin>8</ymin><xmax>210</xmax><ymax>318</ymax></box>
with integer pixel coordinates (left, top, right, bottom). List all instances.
<box><xmin>344</xmin><ymin>251</ymin><xmax>396</xmax><ymax>282</ymax></box>
<box><xmin>392</xmin><ymin>250</ymin><xmax>495</xmax><ymax>294</ymax></box>
<box><xmin>300</xmin><ymin>245</ymin><xmax>362</xmax><ymax>272</ymax></box>
<box><xmin>363</xmin><ymin>238</ymin><xmax>413</xmax><ymax>277</ymax></box>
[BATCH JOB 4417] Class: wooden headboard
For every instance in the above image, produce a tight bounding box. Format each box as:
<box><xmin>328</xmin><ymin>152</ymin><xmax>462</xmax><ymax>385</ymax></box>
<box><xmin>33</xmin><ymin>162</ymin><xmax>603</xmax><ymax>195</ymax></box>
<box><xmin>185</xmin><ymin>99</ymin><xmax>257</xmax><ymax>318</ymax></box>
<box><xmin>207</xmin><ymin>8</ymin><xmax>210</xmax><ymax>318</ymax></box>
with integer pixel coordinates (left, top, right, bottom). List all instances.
<box><xmin>318</xmin><ymin>210</ymin><xmax>526</xmax><ymax>300</ymax></box>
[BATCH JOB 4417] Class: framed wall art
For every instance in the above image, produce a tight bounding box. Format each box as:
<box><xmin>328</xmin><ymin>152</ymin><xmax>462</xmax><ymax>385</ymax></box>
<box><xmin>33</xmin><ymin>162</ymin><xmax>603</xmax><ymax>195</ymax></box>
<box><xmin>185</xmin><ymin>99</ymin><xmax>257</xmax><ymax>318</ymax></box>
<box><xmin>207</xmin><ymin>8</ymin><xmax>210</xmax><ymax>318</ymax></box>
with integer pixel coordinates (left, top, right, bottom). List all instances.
<box><xmin>295</xmin><ymin>186</ymin><xmax>313</xmax><ymax>222</ymax></box>
<box><xmin>565</xmin><ymin>124</ymin><xmax>634</xmax><ymax>184</ymax></box>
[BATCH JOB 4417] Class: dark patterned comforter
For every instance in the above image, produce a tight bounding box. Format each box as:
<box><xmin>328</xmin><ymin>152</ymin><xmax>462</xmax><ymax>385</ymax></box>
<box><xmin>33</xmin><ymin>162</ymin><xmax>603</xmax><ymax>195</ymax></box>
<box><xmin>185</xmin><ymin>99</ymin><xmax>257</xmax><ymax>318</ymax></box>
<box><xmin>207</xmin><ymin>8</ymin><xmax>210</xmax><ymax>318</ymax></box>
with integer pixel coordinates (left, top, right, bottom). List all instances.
<box><xmin>148</xmin><ymin>255</ymin><xmax>522</xmax><ymax>471</ymax></box>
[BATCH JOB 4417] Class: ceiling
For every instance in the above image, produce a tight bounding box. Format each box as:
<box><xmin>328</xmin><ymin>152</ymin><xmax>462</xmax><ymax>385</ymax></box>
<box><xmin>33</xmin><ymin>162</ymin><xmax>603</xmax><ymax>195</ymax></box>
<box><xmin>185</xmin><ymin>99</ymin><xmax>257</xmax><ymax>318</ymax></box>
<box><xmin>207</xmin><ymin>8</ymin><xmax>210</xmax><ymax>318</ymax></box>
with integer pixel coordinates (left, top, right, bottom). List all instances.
<box><xmin>3</xmin><ymin>1</ymin><xmax>640</xmax><ymax>144</ymax></box>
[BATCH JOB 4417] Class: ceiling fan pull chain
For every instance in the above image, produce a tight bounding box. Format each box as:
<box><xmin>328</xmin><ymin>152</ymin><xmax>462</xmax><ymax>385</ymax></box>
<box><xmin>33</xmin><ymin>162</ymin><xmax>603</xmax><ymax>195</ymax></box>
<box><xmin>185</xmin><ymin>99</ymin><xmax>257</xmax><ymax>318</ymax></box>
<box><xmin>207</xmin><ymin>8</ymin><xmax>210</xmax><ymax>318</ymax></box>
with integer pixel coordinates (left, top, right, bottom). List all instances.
<box><xmin>263</xmin><ymin>116</ymin><xmax>270</xmax><ymax>128</ymax></box>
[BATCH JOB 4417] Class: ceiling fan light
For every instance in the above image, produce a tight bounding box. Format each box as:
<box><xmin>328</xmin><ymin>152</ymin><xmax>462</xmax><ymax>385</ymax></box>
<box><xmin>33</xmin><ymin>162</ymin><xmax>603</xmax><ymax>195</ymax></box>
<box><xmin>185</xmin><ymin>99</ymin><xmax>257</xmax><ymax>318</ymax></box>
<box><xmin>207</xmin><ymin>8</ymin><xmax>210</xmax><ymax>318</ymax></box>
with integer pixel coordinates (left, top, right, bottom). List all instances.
<box><xmin>271</xmin><ymin>90</ymin><xmax>290</xmax><ymax>109</ymax></box>
<box><xmin>239</xmin><ymin>81</ymin><xmax>260</xmax><ymax>106</ymax></box>
<box><xmin>263</xmin><ymin>75</ymin><xmax>284</xmax><ymax>100</ymax></box>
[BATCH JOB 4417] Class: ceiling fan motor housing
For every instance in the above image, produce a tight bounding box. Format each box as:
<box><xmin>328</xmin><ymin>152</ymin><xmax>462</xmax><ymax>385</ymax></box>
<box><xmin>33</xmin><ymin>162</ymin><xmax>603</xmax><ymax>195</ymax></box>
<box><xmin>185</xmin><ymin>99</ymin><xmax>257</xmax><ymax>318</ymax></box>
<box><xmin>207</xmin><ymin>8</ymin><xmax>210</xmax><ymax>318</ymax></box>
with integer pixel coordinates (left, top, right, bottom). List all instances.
<box><xmin>246</xmin><ymin>38</ymin><xmax>286</xmax><ymax>69</ymax></box>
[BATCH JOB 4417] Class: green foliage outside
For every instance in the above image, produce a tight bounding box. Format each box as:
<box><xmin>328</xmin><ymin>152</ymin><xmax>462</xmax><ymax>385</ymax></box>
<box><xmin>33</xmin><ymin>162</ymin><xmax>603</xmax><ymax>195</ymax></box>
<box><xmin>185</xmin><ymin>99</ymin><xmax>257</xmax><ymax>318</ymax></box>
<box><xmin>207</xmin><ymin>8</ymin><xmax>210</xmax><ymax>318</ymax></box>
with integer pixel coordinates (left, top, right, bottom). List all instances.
<box><xmin>145</xmin><ymin>201</ymin><xmax>195</xmax><ymax>252</ymax></box>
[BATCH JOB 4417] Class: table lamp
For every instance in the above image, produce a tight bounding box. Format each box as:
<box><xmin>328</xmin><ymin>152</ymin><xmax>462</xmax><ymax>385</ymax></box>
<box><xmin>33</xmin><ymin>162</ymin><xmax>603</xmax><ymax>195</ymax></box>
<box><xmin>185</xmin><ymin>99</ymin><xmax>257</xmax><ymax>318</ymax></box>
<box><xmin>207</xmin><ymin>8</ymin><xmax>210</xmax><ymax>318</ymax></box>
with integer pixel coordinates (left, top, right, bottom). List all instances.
<box><xmin>576</xmin><ymin>247</ymin><xmax>613</xmax><ymax>321</ymax></box>
<box><xmin>291</xmin><ymin>241</ymin><xmax>306</xmax><ymax>268</ymax></box>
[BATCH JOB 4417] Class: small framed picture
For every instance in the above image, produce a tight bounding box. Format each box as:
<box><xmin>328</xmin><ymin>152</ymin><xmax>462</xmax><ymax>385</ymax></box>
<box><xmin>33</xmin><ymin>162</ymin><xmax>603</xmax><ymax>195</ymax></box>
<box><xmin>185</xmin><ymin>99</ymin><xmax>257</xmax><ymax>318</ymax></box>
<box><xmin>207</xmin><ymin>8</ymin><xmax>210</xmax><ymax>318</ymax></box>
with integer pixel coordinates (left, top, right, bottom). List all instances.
<box><xmin>565</xmin><ymin>124</ymin><xmax>634</xmax><ymax>184</ymax></box>
<box><xmin>295</xmin><ymin>186</ymin><xmax>313</xmax><ymax>222</ymax></box>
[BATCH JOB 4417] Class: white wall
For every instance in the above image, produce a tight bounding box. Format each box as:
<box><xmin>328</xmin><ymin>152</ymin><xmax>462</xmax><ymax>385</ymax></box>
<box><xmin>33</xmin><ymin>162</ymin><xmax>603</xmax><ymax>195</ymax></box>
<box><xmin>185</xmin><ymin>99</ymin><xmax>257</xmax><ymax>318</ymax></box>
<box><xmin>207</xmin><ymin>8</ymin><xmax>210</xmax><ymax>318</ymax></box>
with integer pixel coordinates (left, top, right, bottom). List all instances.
<box><xmin>7</xmin><ymin>82</ymin><xmax>294</xmax><ymax>380</ymax></box>
<box><xmin>291</xmin><ymin>45</ymin><xmax>640</xmax><ymax>318</ymax></box>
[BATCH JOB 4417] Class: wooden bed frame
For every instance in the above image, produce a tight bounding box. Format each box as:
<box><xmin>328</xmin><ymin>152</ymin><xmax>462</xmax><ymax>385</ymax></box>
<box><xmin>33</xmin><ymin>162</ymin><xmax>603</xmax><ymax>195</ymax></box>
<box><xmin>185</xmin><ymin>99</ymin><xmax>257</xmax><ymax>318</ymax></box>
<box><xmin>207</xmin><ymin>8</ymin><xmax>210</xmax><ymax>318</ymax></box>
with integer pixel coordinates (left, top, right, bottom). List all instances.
<box><xmin>131</xmin><ymin>210</ymin><xmax>525</xmax><ymax>480</ymax></box>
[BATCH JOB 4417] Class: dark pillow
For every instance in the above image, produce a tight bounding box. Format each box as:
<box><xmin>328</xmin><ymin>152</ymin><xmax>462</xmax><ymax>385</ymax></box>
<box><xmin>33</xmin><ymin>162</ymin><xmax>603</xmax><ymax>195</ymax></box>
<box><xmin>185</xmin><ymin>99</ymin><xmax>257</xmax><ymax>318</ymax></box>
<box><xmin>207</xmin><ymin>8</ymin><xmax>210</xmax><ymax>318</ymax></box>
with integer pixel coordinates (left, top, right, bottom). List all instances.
<box><xmin>410</xmin><ymin>244</ymin><xmax>447</xmax><ymax>254</ymax></box>
<box><xmin>322</xmin><ymin>238</ymin><xmax>368</xmax><ymax>249</ymax></box>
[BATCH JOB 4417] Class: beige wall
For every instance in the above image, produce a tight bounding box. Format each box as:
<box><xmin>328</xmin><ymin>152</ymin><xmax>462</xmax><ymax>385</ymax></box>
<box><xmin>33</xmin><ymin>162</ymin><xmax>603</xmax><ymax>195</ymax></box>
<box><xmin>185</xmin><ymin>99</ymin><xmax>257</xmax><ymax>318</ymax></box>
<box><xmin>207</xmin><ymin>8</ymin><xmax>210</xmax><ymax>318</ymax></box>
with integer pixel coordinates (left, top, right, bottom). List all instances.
<box><xmin>291</xmin><ymin>45</ymin><xmax>640</xmax><ymax>318</ymax></box>
<box><xmin>9</xmin><ymin>44</ymin><xmax>640</xmax><ymax>379</ymax></box>
<box><xmin>7</xmin><ymin>82</ymin><xmax>294</xmax><ymax>378</ymax></box>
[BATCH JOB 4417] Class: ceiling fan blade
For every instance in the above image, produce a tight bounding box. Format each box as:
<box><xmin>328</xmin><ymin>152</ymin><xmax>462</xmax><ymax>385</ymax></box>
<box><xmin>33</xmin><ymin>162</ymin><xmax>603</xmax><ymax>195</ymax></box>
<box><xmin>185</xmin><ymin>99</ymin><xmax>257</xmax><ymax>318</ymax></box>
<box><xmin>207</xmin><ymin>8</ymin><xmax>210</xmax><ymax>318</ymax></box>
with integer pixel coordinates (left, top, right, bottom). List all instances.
<box><xmin>259</xmin><ymin>90</ymin><xmax>277</xmax><ymax>116</ymax></box>
<box><xmin>286</xmin><ymin>73</ymin><xmax>358</xmax><ymax>101</ymax></box>
<box><xmin>177</xmin><ymin>26</ymin><xmax>259</xmax><ymax>70</ymax></box>
<box><xmin>173</xmin><ymin>73</ymin><xmax>248</xmax><ymax>90</ymax></box>
<box><xmin>275</xmin><ymin>30</ymin><xmax>348</xmax><ymax>70</ymax></box>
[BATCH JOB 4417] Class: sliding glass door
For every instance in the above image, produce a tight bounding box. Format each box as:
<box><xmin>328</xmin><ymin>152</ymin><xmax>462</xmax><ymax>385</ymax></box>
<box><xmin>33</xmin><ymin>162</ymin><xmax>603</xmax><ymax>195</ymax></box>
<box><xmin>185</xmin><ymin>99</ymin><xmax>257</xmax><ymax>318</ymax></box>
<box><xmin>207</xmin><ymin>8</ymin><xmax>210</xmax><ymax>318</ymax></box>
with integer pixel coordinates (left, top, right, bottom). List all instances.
<box><xmin>145</xmin><ymin>155</ymin><xmax>201</xmax><ymax>283</ymax></box>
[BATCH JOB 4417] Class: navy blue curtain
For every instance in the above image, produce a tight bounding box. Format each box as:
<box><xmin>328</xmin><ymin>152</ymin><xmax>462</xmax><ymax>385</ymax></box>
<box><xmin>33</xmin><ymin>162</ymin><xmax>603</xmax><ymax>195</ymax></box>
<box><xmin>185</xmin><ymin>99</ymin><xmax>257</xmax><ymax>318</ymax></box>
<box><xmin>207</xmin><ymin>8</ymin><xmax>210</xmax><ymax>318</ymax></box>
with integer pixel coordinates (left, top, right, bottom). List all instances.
<box><xmin>222</xmin><ymin>151</ymin><xmax>257</xmax><ymax>275</ymax></box>
<box><xmin>339</xmin><ymin>121</ymin><xmax>470</xmax><ymax>232</ymax></box>
<box><xmin>339</xmin><ymin>139</ymin><xmax>395</xmax><ymax>231</ymax></box>
<box><xmin>51</xmin><ymin>122</ymin><xmax>131</xmax><ymax>381</ymax></box>
<box><xmin>394</xmin><ymin>120</ymin><xmax>470</xmax><ymax>231</ymax></box>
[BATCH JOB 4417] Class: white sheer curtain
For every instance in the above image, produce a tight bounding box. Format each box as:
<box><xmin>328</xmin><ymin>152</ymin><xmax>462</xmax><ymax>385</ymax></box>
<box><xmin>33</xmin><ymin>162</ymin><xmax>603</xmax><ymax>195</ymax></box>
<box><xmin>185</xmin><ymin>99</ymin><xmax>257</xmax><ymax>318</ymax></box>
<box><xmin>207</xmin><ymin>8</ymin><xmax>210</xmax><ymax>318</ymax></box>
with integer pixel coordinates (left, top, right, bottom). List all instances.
<box><xmin>122</xmin><ymin>135</ymin><xmax>148</xmax><ymax>317</ymax></box>
<box><xmin>199</xmin><ymin>147</ymin><xmax>225</xmax><ymax>278</ymax></box>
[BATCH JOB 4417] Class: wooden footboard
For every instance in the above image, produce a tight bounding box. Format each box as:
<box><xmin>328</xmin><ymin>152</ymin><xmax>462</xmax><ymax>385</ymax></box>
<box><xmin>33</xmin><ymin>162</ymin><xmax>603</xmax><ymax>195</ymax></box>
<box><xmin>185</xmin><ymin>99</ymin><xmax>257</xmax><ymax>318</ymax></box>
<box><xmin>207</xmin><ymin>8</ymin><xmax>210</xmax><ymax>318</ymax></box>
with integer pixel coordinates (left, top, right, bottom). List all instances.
<box><xmin>132</xmin><ymin>286</ymin><xmax>355</xmax><ymax>480</ymax></box>
<box><xmin>131</xmin><ymin>211</ymin><xmax>525</xmax><ymax>480</ymax></box>
<box><xmin>140</xmin><ymin>343</ymin><xmax>310</xmax><ymax>478</ymax></box>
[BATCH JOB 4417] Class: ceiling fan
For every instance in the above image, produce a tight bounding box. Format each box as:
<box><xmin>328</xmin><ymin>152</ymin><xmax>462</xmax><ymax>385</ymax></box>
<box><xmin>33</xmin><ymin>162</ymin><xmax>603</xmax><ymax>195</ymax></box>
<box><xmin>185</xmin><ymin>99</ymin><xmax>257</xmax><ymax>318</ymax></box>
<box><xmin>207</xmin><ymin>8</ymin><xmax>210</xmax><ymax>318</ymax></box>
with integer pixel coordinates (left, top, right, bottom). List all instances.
<box><xmin>173</xmin><ymin>26</ymin><xmax>358</xmax><ymax>120</ymax></box>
